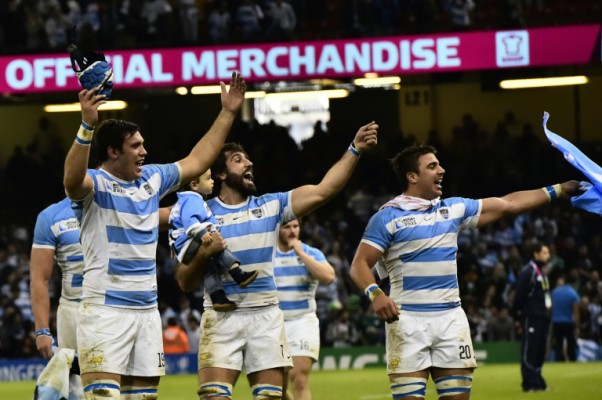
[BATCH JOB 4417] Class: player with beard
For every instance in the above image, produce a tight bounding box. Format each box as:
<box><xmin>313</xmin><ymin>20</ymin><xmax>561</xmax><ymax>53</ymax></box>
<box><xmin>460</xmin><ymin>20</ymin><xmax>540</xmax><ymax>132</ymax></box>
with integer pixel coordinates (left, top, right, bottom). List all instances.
<box><xmin>176</xmin><ymin>122</ymin><xmax>378</xmax><ymax>400</ymax></box>
<box><xmin>350</xmin><ymin>144</ymin><xmax>580</xmax><ymax>400</ymax></box>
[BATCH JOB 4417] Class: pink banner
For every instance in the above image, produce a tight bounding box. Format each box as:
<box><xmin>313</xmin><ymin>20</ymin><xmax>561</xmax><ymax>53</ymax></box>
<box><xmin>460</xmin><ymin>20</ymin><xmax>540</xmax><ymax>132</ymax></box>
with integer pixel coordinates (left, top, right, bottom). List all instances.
<box><xmin>0</xmin><ymin>25</ymin><xmax>599</xmax><ymax>94</ymax></box>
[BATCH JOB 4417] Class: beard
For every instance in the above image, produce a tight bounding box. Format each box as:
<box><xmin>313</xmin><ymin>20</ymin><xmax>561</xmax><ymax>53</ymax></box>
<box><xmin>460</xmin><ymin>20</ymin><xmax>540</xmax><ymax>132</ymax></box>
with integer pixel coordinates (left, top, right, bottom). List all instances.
<box><xmin>225</xmin><ymin>171</ymin><xmax>257</xmax><ymax>197</ymax></box>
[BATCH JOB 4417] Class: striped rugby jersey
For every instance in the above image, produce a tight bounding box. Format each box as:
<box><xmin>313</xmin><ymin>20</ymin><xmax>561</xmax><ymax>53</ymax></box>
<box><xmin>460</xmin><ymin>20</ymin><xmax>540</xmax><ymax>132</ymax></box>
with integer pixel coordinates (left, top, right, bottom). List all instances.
<box><xmin>206</xmin><ymin>192</ymin><xmax>295</xmax><ymax>309</ymax></box>
<box><xmin>275</xmin><ymin>243</ymin><xmax>326</xmax><ymax>320</ymax></box>
<box><xmin>168</xmin><ymin>191</ymin><xmax>218</xmax><ymax>255</ymax></box>
<box><xmin>32</xmin><ymin>197</ymin><xmax>83</xmax><ymax>302</ymax></box>
<box><xmin>361</xmin><ymin>197</ymin><xmax>482</xmax><ymax>312</ymax></box>
<box><xmin>73</xmin><ymin>165</ymin><xmax>180</xmax><ymax>309</ymax></box>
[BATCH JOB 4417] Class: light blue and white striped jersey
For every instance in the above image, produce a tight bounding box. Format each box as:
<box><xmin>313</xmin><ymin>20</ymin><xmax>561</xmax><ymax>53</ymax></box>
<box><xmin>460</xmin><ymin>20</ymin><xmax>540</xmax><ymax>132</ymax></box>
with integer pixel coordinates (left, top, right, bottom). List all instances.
<box><xmin>361</xmin><ymin>197</ymin><xmax>482</xmax><ymax>312</ymax></box>
<box><xmin>168</xmin><ymin>191</ymin><xmax>218</xmax><ymax>255</ymax></box>
<box><xmin>206</xmin><ymin>192</ymin><xmax>295</xmax><ymax>308</ymax></box>
<box><xmin>32</xmin><ymin>197</ymin><xmax>83</xmax><ymax>302</ymax></box>
<box><xmin>275</xmin><ymin>243</ymin><xmax>326</xmax><ymax>320</ymax></box>
<box><xmin>72</xmin><ymin>165</ymin><xmax>180</xmax><ymax>309</ymax></box>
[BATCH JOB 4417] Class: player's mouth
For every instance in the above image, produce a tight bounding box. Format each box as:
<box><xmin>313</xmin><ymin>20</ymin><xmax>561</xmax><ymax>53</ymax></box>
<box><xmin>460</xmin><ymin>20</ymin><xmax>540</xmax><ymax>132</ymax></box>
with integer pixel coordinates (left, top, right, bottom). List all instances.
<box><xmin>243</xmin><ymin>170</ymin><xmax>254</xmax><ymax>184</ymax></box>
<box><xmin>435</xmin><ymin>178</ymin><xmax>443</xmax><ymax>190</ymax></box>
<box><xmin>135</xmin><ymin>159</ymin><xmax>144</xmax><ymax>172</ymax></box>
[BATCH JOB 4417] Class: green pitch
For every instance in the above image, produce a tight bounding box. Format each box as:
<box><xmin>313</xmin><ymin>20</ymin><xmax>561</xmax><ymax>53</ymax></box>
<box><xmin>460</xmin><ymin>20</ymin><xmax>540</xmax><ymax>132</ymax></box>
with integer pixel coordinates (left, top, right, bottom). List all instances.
<box><xmin>7</xmin><ymin>362</ymin><xmax>601</xmax><ymax>399</ymax></box>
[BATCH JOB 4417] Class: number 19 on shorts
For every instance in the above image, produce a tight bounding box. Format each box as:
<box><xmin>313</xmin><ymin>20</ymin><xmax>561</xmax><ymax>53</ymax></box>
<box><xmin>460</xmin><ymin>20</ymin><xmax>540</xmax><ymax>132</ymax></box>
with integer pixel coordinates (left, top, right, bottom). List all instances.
<box><xmin>158</xmin><ymin>352</ymin><xmax>165</xmax><ymax>367</ymax></box>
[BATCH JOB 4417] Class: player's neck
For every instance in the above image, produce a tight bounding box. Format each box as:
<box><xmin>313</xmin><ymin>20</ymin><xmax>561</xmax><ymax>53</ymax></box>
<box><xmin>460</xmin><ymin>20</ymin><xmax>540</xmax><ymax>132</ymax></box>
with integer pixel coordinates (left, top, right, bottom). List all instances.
<box><xmin>277</xmin><ymin>241</ymin><xmax>291</xmax><ymax>252</ymax></box>
<box><xmin>218</xmin><ymin>187</ymin><xmax>247</xmax><ymax>205</ymax></box>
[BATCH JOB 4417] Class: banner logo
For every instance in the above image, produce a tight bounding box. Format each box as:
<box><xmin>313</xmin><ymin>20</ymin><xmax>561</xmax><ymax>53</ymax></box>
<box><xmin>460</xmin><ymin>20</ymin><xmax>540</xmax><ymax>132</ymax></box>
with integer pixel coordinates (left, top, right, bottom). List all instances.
<box><xmin>496</xmin><ymin>30</ymin><xmax>530</xmax><ymax>67</ymax></box>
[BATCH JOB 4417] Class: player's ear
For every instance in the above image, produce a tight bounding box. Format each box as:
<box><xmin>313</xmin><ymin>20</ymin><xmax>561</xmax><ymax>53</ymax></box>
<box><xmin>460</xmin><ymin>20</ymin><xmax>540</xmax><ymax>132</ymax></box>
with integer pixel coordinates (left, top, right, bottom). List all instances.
<box><xmin>107</xmin><ymin>146</ymin><xmax>120</xmax><ymax>159</ymax></box>
<box><xmin>407</xmin><ymin>172</ymin><xmax>418</xmax><ymax>184</ymax></box>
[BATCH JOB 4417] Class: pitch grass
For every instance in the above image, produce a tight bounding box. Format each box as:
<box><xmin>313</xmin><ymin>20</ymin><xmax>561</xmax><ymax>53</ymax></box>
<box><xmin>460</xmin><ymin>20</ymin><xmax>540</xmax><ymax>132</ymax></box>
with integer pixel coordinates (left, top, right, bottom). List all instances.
<box><xmin>6</xmin><ymin>362</ymin><xmax>601</xmax><ymax>399</ymax></box>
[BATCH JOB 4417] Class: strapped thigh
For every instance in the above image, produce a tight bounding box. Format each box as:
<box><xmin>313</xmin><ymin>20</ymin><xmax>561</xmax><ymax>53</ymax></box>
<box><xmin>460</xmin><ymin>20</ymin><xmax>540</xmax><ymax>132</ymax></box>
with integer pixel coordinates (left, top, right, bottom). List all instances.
<box><xmin>434</xmin><ymin>374</ymin><xmax>473</xmax><ymax>398</ymax></box>
<box><xmin>389</xmin><ymin>376</ymin><xmax>427</xmax><ymax>399</ymax></box>
<box><xmin>83</xmin><ymin>380</ymin><xmax>120</xmax><ymax>400</ymax></box>
<box><xmin>121</xmin><ymin>385</ymin><xmax>158</xmax><ymax>400</ymax></box>
<box><xmin>251</xmin><ymin>383</ymin><xmax>283</xmax><ymax>399</ymax></box>
<box><xmin>197</xmin><ymin>381</ymin><xmax>233</xmax><ymax>399</ymax></box>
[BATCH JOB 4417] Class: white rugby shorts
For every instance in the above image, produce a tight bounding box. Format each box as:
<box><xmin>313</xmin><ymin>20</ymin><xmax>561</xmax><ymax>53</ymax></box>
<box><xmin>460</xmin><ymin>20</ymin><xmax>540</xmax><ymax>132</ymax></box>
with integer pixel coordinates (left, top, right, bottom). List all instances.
<box><xmin>284</xmin><ymin>313</ymin><xmax>320</xmax><ymax>361</ymax></box>
<box><xmin>386</xmin><ymin>306</ymin><xmax>477</xmax><ymax>374</ymax></box>
<box><xmin>198</xmin><ymin>306</ymin><xmax>293</xmax><ymax>374</ymax></box>
<box><xmin>57</xmin><ymin>298</ymin><xmax>79</xmax><ymax>350</ymax></box>
<box><xmin>77</xmin><ymin>303</ymin><xmax>166</xmax><ymax>377</ymax></box>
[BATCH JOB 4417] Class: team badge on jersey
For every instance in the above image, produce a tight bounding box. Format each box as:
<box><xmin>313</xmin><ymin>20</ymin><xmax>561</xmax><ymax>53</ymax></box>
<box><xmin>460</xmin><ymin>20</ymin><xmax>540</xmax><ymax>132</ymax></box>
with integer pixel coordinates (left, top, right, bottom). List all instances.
<box><xmin>251</xmin><ymin>208</ymin><xmax>263</xmax><ymax>218</ymax></box>
<box><xmin>143</xmin><ymin>183</ymin><xmax>153</xmax><ymax>195</ymax></box>
<box><xmin>216</xmin><ymin>217</ymin><xmax>224</xmax><ymax>225</ymax></box>
<box><xmin>439</xmin><ymin>208</ymin><xmax>450</xmax><ymax>219</ymax></box>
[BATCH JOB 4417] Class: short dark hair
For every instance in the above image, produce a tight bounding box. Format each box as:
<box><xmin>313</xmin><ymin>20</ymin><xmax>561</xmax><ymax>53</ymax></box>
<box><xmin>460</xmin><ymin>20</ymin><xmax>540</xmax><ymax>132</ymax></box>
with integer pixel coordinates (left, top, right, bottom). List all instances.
<box><xmin>95</xmin><ymin>119</ymin><xmax>140</xmax><ymax>163</ymax></box>
<box><xmin>390</xmin><ymin>144</ymin><xmax>437</xmax><ymax>192</ymax></box>
<box><xmin>530</xmin><ymin>242</ymin><xmax>548</xmax><ymax>256</ymax></box>
<box><xmin>211</xmin><ymin>142</ymin><xmax>248</xmax><ymax>194</ymax></box>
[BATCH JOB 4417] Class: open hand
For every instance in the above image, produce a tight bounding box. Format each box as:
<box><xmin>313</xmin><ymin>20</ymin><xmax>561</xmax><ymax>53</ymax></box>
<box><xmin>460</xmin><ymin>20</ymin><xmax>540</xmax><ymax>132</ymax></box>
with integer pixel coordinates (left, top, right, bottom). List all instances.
<box><xmin>220</xmin><ymin>71</ymin><xmax>246</xmax><ymax>114</ymax></box>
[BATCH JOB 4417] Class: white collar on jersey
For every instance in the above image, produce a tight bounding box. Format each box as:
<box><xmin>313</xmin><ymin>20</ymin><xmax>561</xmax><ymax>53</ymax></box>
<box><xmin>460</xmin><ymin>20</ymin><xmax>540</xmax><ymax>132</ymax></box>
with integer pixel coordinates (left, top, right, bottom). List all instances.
<box><xmin>380</xmin><ymin>194</ymin><xmax>441</xmax><ymax>212</ymax></box>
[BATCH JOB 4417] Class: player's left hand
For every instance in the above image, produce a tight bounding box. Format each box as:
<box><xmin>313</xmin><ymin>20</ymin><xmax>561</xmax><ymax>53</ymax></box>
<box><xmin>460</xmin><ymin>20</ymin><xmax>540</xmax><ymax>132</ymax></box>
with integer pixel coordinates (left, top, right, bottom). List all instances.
<box><xmin>560</xmin><ymin>180</ymin><xmax>584</xmax><ymax>197</ymax></box>
<box><xmin>220</xmin><ymin>71</ymin><xmax>246</xmax><ymax>114</ymax></box>
<box><xmin>353</xmin><ymin>121</ymin><xmax>379</xmax><ymax>153</ymax></box>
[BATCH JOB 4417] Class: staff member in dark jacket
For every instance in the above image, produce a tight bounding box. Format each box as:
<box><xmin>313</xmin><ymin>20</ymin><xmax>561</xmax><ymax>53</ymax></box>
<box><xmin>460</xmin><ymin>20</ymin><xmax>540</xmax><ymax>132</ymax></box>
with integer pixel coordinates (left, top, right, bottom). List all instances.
<box><xmin>512</xmin><ymin>243</ymin><xmax>552</xmax><ymax>392</ymax></box>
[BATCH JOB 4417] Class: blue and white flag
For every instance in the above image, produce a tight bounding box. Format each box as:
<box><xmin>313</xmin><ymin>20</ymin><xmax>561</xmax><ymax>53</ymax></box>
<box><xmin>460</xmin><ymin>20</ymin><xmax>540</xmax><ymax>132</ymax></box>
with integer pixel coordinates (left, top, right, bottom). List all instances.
<box><xmin>542</xmin><ymin>112</ymin><xmax>602</xmax><ymax>216</ymax></box>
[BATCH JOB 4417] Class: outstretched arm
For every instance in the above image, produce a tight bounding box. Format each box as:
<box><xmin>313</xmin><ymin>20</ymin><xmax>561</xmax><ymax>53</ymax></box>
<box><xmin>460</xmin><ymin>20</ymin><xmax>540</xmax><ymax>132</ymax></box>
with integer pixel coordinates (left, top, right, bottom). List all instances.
<box><xmin>478</xmin><ymin>180</ymin><xmax>581</xmax><ymax>227</ymax></box>
<box><xmin>350</xmin><ymin>243</ymin><xmax>399</xmax><ymax>323</ymax></box>
<box><xmin>291</xmin><ymin>122</ymin><xmax>378</xmax><ymax>217</ymax></box>
<box><xmin>177</xmin><ymin>72</ymin><xmax>246</xmax><ymax>185</ymax></box>
<box><xmin>63</xmin><ymin>87</ymin><xmax>106</xmax><ymax>199</ymax></box>
<box><xmin>30</xmin><ymin>248</ymin><xmax>55</xmax><ymax>359</ymax></box>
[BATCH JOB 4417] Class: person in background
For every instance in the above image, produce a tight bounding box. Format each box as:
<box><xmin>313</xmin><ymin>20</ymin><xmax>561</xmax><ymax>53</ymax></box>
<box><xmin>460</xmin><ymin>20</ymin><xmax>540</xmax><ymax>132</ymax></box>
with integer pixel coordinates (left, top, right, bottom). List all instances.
<box><xmin>512</xmin><ymin>243</ymin><xmax>552</xmax><ymax>392</ymax></box>
<box><xmin>551</xmin><ymin>273</ymin><xmax>581</xmax><ymax>361</ymax></box>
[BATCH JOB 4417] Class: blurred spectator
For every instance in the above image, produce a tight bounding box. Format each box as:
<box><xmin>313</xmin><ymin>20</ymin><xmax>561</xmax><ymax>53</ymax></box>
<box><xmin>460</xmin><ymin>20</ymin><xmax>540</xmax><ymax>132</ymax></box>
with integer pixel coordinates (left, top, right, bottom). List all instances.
<box><xmin>236</xmin><ymin>0</ymin><xmax>264</xmax><ymax>42</ymax></box>
<box><xmin>551</xmin><ymin>275</ymin><xmax>580</xmax><ymax>361</ymax></box>
<box><xmin>265</xmin><ymin>0</ymin><xmax>297</xmax><ymax>41</ymax></box>
<box><xmin>176</xmin><ymin>0</ymin><xmax>199</xmax><ymax>44</ymax></box>
<box><xmin>163</xmin><ymin>316</ymin><xmax>190</xmax><ymax>354</ymax></box>
<box><xmin>208</xmin><ymin>0</ymin><xmax>231</xmax><ymax>44</ymax></box>
<box><xmin>486</xmin><ymin>306</ymin><xmax>515</xmax><ymax>341</ymax></box>
<box><xmin>445</xmin><ymin>0</ymin><xmax>475</xmax><ymax>31</ymax></box>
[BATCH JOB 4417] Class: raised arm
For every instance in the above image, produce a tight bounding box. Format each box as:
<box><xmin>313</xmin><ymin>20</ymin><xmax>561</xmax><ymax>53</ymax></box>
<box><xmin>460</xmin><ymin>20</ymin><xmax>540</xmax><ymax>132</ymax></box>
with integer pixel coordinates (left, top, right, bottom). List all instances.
<box><xmin>63</xmin><ymin>87</ymin><xmax>106</xmax><ymax>199</ymax></box>
<box><xmin>177</xmin><ymin>72</ymin><xmax>246</xmax><ymax>185</ymax></box>
<box><xmin>477</xmin><ymin>180</ymin><xmax>581</xmax><ymax>227</ymax></box>
<box><xmin>350</xmin><ymin>243</ymin><xmax>399</xmax><ymax>323</ymax></box>
<box><xmin>30</xmin><ymin>247</ymin><xmax>56</xmax><ymax>359</ymax></box>
<box><xmin>291</xmin><ymin>122</ymin><xmax>378</xmax><ymax>217</ymax></box>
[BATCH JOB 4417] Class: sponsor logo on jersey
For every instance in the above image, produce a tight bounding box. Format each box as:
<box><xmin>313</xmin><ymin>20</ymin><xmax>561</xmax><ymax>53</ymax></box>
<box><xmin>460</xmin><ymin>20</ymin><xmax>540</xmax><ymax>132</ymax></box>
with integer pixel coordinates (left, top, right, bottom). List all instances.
<box><xmin>439</xmin><ymin>208</ymin><xmax>450</xmax><ymax>219</ymax></box>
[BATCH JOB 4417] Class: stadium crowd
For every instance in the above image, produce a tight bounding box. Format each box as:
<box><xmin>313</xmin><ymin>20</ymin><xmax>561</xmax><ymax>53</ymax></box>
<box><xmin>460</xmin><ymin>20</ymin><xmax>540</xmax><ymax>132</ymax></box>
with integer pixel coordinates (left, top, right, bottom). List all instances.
<box><xmin>1</xmin><ymin>108</ymin><xmax>602</xmax><ymax>359</ymax></box>
<box><xmin>1</xmin><ymin>0</ymin><xmax>601</xmax><ymax>55</ymax></box>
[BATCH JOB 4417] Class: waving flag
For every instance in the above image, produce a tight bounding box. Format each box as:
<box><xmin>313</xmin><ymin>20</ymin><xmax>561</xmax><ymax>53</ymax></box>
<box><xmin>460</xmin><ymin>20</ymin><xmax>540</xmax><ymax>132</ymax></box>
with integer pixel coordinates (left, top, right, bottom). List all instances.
<box><xmin>542</xmin><ymin>112</ymin><xmax>602</xmax><ymax>216</ymax></box>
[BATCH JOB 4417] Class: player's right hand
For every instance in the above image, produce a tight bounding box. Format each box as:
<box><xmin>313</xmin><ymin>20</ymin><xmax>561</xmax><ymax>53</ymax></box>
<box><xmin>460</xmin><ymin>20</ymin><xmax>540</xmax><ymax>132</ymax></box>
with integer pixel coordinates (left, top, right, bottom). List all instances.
<box><xmin>373</xmin><ymin>294</ymin><xmax>400</xmax><ymax>323</ymax></box>
<box><xmin>36</xmin><ymin>335</ymin><xmax>54</xmax><ymax>360</ymax></box>
<box><xmin>78</xmin><ymin>86</ymin><xmax>106</xmax><ymax>127</ymax></box>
